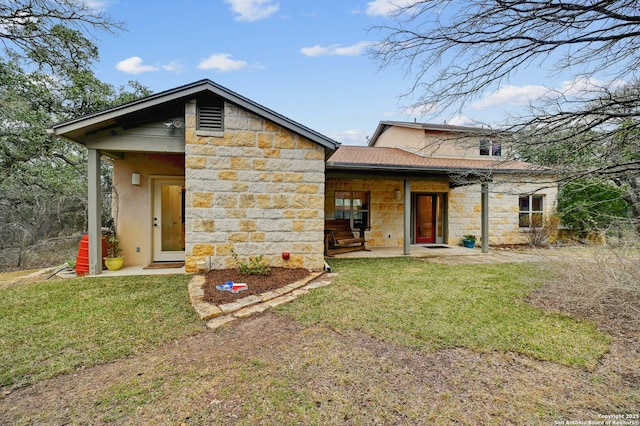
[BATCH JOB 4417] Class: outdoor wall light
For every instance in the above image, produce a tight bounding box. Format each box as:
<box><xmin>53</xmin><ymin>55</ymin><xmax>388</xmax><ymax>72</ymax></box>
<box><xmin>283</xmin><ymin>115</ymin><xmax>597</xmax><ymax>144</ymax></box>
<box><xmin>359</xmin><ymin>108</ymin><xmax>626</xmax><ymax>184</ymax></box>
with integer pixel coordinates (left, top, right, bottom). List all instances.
<box><xmin>394</xmin><ymin>189</ymin><xmax>402</xmax><ymax>200</ymax></box>
<box><xmin>131</xmin><ymin>173</ymin><xmax>141</xmax><ymax>186</ymax></box>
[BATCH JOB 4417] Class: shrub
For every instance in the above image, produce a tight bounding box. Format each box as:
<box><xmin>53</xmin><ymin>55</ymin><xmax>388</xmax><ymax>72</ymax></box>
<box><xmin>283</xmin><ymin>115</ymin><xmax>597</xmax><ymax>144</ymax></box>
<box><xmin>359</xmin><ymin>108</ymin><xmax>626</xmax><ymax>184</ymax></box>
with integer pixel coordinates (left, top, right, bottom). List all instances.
<box><xmin>231</xmin><ymin>250</ymin><xmax>271</xmax><ymax>276</ymax></box>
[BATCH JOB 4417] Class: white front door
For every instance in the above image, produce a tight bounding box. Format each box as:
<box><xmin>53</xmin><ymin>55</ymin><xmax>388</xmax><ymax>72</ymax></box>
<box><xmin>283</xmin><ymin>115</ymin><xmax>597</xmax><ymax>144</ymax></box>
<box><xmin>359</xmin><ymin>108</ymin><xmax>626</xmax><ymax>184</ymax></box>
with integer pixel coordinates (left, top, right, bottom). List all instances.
<box><xmin>152</xmin><ymin>178</ymin><xmax>185</xmax><ymax>262</ymax></box>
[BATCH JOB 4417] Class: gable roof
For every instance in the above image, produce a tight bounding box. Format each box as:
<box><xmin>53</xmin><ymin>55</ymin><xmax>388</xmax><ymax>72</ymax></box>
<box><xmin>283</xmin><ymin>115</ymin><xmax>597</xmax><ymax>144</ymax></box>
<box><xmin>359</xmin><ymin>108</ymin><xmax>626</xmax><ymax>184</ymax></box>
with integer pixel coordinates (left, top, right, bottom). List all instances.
<box><xmin>368</xmin><ymin>120</ymin><xmax>502</xmax><ymax>147</ymax></box>
<box><xmin>47</xmin><ymin>79</ymin><xmax>340</xmax><ymax>150</ymax></box>
<box><xmin>327</xmin><ymin>146</ymin><xmax>546</xmax><ymax>174</ymax></box>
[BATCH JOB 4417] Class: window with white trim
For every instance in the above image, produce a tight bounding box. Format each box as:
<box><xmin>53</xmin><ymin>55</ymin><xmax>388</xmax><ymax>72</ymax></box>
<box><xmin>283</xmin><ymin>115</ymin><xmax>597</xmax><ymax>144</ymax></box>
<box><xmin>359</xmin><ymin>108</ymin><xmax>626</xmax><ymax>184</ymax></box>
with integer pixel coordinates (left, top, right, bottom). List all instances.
<box><xmin>480</xmin><ymin>139</ymin><xmax>501</xmax><ymax>156</ymax></box>
<box><xmin>335</xmin><ymin>191</ymin><xmax>370</xmax><ymax>228</ymax></box>
<box><xmin>519</xmin><ymin>195</ymin><xmax>544</xmax><ymax>227</ymax></box>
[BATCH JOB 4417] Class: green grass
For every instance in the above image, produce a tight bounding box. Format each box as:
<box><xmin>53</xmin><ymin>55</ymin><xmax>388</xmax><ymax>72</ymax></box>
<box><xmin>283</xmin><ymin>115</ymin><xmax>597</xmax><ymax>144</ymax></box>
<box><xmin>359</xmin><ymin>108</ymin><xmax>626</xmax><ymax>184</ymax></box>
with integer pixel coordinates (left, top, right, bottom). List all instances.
<box><xmin>279</xmin><ymin>257</ymin><xmax>611</xmax><ymax>369</ymax></box>
<box><xmin>0</xmin><ymin>274</ymin><xmax>204</xmax><ymax>388</ymax></box>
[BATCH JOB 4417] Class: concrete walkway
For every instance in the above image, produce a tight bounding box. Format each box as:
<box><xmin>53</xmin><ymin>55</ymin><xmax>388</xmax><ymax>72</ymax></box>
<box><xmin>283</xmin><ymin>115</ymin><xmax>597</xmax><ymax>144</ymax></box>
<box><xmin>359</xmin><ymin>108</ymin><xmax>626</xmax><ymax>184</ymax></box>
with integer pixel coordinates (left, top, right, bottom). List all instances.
<box><xmin>330</xmin><ymin>244</ymin><xmax>564</xmax><ymax>264</ymax></box>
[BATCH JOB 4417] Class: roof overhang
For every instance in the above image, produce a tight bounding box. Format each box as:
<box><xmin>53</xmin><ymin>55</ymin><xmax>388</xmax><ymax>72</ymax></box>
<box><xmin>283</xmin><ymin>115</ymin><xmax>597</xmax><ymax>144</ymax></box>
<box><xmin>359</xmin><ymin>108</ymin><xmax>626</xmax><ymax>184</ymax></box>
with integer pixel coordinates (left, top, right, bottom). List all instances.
<box><xmin>47</xmin><ymin>79</ymin><xmax>340</xmax><ymax>151</ymax></box>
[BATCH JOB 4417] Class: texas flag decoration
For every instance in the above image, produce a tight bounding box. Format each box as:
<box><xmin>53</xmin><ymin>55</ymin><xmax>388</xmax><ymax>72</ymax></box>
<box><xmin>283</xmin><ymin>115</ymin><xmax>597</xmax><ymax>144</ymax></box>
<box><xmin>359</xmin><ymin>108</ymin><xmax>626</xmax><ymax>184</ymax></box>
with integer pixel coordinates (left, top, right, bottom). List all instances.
<box><xmin>216</xmin><ymin>281</ymin><xmax>248</xmax><ymax>294</ymax></box>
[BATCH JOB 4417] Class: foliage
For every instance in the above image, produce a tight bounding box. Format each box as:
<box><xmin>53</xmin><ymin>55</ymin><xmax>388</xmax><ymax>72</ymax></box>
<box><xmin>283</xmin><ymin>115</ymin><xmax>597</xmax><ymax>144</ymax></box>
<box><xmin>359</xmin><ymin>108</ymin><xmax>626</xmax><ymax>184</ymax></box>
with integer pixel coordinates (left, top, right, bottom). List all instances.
<box><xmin>0</xmin><ymin>0</ymin><xmax>123</xmax><ymax>72</ymax></box>
<box><xmin>231</xmin><ymin>250</ymin><xmax>271</xmax><ymax>276</ymax></box>
<box><xmin>557</xmin><ymin>179</ymin><xmax>632</xmax><ymax>237</ymax></box>
<box><xmin>104</xmin><ymin>235</ymin><xmax>122</xmax><ymax>258</ymax></box>
<box><xmin>0</xmin><ymin>274</ymin><xmax>203</xmax><ymax>388</ymax></box>
<box><xmin>462</xmin><ymin>234</ymin><xmax>477</xmax><ymax>242</ymax></box>
<box><xmin>281</xmin><ymin>257</ymin><xmax>610</xmax><ymax>369</ymax></box>
<box><xmin>0</xmin><ymin>5</ymin><xmax>151</xmax><ymax>264</ymax></box>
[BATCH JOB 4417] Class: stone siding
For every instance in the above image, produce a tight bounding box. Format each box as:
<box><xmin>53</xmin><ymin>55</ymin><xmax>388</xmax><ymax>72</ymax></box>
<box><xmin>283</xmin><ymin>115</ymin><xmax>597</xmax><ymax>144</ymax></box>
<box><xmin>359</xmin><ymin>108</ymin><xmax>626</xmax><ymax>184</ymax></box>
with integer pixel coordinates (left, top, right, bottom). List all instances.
<box><xmin>184</xmin><ymin>100</ymin><xmax>326</xmax><ymax>272</ymax></box>
<box><xmin>326</xmin><ymin>176</ymin><xmax>557</xmax><ymax>247</ymax></box>
<box><xmin>449</xmin><ymin>178</ymin><xmax>558</xmax><ymax>245</ymax></box>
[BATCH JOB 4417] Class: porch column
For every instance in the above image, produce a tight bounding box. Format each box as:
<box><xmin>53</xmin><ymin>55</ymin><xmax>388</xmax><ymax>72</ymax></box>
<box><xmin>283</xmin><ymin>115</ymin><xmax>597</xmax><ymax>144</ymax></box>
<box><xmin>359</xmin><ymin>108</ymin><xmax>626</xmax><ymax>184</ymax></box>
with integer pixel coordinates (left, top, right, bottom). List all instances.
<box><xmin>481</xmin><ymin>181</ymin><xmax>489</xmax><ymax>254</ymax></box>
<box><xmin>403</xmin><ymin>180</ymin><xmax>411</xmax><ymax>255</ymax></box>
<box><xmin>88</xmin><ymin>148</ymin><xmax>102</xmax><ymax>275</ymax></box>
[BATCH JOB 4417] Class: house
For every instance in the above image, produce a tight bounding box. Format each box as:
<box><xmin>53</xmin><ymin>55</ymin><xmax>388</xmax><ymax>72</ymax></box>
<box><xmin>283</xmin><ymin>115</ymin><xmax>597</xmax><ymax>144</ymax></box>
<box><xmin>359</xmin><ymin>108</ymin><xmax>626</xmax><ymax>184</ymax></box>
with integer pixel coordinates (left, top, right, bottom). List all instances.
<box><xmin>48</xmin><ymin>79</ymin><xmax>339</xmax><ymax>274</ymax></box>
<box><xmin>48</xmin><ymin>80</ymin><xmax>556</xmax><ymax>275</ymax></box>
<box><xmin>325</xmin><ymin>121</ymin><xmax>558</xmax><ymax>253</ymax></box>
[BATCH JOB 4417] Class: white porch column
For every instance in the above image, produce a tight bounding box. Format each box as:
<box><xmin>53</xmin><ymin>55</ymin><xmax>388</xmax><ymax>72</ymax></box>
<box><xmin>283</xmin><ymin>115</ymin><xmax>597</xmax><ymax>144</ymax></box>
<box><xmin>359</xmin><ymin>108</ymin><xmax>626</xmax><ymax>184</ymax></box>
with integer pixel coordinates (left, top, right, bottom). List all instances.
<box><xmin>403</xmin><ymin>179</ymin><xmax>411</xmax><ymax>255</ymax></box>
<box><xmin>88</xmin><ymin>148</ymin><xmax>102</xmax><ymax>275</ymax></box>
<box><xmin>481</xmin><ymin>181</ymin><xmax>489</xmax><ymax>253</ymax></box>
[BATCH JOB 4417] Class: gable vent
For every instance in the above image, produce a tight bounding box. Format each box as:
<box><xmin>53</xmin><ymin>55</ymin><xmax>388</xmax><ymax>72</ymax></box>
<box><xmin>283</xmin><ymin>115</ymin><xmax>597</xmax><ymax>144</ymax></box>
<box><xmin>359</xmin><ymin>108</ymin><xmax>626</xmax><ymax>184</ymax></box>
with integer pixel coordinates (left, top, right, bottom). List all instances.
<box><xmin>198</xmin><ymin>105</ymin><xmax>224</xmax><ymax>131</ymax></box>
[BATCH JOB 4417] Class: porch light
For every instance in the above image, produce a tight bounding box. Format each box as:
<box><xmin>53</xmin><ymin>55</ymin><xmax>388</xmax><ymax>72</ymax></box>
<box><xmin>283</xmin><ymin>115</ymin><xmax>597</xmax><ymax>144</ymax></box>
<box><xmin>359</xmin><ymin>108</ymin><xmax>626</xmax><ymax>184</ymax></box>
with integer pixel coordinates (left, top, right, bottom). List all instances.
<box><xmin>131</xmin><ymin>173</ymin><xmax>141</xmax><ymax>185</ymax></box>
<box><xmin>394</xmin><ymin>189</ymin><xmax>402</xmax><ymax>200</ymax></box>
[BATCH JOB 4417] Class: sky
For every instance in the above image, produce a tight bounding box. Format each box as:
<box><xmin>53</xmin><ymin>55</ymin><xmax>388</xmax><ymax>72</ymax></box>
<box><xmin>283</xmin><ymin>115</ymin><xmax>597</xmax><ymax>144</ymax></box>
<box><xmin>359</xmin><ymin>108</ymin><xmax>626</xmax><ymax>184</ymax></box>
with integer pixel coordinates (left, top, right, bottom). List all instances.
<box><xmin>87</xmin><ymin>0</ymin><xmax>588</xmax><ymax>145</ymax></box>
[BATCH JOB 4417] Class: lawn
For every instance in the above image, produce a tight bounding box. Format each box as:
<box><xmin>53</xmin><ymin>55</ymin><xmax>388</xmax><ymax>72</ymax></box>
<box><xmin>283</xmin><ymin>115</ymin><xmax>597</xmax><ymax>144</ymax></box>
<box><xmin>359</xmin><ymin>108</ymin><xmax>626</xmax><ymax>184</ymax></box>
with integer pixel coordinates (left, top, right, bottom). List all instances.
<box><xmin>2</xmin><ymin>256</ymin><xmax>633</xmax><ymax>425</ymax></box>
<box><xmin>279</xmin><ymin>257</ymin><xmax>610</xmax><ymax>369</ymax></box>
<box><xmin>0</xmin><ymin>274</ymin><xmax>204</xmax><ymax>388</ymax></box>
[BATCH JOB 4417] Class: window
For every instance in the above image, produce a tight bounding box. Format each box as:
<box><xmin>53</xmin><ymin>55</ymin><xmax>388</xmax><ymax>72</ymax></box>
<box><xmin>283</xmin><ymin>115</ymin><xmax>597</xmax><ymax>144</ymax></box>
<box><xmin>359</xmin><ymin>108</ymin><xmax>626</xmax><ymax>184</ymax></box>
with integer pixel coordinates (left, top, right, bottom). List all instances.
<box><xmin>197</xmin><ymin>105</ymin><xmax>224</xmax><ymax>131</ymax></box>
<box><xmin>335</xmin><ymin>191</ymin><xmax>370</xmax><ymax>228</ymax></box>
<box><xmin>480</xmin><ymin>139</ymin><xmax>501</xmax><ymax>156</ymax></box>
<box><xmin>519</xmin><ymin>195</ymin><xmax>544</xmax><ymax>227</ymax></box>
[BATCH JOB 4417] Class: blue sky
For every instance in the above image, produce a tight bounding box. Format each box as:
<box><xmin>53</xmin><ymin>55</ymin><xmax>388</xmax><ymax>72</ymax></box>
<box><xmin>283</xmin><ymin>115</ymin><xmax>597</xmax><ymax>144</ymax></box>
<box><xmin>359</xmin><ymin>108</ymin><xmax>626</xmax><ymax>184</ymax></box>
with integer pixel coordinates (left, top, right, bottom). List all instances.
<box><xmin>89</xmin><ymin>0</ymin><xmax>604</xmax><ymax>145</ymax></box>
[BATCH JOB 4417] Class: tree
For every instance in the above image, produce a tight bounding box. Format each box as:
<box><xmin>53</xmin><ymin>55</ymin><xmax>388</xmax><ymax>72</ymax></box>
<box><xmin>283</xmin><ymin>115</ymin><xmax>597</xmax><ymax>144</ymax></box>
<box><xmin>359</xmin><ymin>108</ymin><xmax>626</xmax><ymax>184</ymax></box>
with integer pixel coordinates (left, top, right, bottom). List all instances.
<box><xmin>0</xmin><ymin>1</ymin><xmax>149</xmax><ymax>268</ymax></box>
<box><xmin>371</xmin><ymin>0</ymin><xmax>640</xmax><ymax>235</ymax></box>
<box><xmin>0</xmin><ymin>0</ymin><xmax>122</xmax><ymax>71</ymax></box>
<box><xmin>557</xmin><ymin>178</ymin><xmax>632</xmax><ymax>237</ymax></box>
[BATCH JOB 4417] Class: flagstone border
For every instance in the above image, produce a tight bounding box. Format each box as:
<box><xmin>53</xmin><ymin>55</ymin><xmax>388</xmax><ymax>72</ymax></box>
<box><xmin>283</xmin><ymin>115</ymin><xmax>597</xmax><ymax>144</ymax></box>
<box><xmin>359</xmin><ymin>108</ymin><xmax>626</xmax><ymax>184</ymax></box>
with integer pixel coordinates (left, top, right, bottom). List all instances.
<box><xmin>187</xmin><ymin>271</ymin><xmax>335</xmax><ymax>329</ymax></box>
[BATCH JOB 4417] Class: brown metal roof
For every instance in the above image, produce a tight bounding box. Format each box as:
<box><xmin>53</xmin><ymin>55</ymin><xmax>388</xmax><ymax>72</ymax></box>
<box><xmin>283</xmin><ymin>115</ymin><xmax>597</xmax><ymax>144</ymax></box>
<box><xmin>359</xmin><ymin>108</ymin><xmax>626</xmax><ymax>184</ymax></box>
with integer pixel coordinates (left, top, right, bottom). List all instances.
<box><xmin>326</xmin><ymin>146</ymin><xmax>544</xmax><ymax>173</ymax></box>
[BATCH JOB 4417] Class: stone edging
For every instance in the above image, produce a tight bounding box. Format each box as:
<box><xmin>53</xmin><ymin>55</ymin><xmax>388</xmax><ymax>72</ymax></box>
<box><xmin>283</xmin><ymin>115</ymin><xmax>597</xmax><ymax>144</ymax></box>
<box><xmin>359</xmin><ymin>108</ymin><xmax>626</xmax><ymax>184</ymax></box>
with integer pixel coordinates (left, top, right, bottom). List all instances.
<box><xmin>188</xmin><ymin>271</ymin><xmax>335</xmax><ymax>329</ymax></box>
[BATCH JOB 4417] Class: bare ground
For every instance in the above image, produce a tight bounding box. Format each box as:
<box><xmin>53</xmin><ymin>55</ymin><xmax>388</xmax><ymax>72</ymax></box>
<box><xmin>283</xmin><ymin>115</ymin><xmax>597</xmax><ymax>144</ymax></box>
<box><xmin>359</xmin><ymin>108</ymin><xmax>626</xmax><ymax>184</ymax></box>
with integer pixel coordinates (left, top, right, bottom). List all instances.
<box><xmin>1</xmin><ymin>252</ymin><xmax>639</xmax><ymax>425</ymax></box>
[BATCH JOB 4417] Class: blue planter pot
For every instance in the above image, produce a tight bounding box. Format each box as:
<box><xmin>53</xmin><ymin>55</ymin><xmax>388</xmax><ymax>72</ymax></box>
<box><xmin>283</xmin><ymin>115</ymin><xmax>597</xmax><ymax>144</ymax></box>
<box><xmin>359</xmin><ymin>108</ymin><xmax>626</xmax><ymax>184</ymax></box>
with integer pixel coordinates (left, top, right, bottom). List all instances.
<box><xmin>462</xmin><ymin>239</ymin><xmax>475</xmax><ymax>248</ymax></box>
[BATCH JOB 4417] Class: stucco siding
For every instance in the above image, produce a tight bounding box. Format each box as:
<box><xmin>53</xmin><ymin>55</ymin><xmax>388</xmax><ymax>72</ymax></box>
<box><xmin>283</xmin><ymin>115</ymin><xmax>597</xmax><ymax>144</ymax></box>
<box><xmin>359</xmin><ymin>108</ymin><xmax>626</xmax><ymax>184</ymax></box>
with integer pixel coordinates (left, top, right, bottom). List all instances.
<box><xmin>112</xmin><ymin>153</ymin><xmax>185</xmax><ymax>267</ymax></box>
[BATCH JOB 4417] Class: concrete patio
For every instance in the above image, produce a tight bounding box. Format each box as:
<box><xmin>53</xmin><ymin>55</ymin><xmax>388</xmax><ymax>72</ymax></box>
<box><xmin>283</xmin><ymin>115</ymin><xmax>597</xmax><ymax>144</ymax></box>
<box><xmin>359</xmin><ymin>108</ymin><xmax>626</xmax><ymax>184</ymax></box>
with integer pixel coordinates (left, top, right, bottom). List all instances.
<box><xmin>329</xmin><ymin>244</ymin><xmax>480</xmax><ymax>259</ymax></box>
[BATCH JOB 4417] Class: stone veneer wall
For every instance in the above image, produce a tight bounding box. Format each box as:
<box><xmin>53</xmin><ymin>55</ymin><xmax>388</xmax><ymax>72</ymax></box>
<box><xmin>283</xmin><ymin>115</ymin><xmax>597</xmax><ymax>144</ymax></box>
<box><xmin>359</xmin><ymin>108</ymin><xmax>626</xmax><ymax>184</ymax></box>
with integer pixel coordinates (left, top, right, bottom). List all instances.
<box><xmin>448</xmin><ymin>177</ymin><xmax>558</xmax><ymax>245</ymax></box>
<box><xmin>184</xmin><ymin>100</ymin><xmax>327</xmax><ymax>272</ymax></box>
<box><xmin>325</xmin><ymin>177</ymin><xmax>449</xmax><ymax>248</ymax></box>
<box><xmin>326</xmin><ymin>176</ymin><xmax>557</xmax><ymax>247</ymax></box>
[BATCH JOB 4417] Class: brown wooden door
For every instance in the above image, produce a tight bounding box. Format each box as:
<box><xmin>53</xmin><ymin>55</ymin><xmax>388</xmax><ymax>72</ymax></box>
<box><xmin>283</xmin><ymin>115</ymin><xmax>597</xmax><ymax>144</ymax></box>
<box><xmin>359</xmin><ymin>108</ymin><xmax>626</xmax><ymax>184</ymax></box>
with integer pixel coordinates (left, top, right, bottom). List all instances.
<box><xmin>415</xmin><ymin>195</ymin><xmax>435</xmax><ymax>243</ymax></box>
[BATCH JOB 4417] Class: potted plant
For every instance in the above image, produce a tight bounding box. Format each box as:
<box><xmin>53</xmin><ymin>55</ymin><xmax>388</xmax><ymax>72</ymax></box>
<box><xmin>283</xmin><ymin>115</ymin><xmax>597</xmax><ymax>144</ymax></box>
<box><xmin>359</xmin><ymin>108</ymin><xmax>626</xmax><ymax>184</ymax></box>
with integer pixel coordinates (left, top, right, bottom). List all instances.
<box><xmin>462</xmin><ymin>234</ymin><xmax>477</xmax><ymax>248</ymax></box>
<box><xmin>104</xmin><ymin>234</ymin><xmax>124</xmax><ymax>270</ymax></box>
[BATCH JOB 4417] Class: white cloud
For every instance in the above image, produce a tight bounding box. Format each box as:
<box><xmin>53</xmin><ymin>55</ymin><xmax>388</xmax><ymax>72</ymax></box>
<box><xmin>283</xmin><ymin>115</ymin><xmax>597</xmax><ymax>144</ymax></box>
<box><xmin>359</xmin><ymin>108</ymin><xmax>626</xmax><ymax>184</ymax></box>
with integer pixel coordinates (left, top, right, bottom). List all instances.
<box><xmin>225</xmin><ymin>0</ymin><xmax>279</xmax><ymax>21</ymax></box>
<box><xmin>365</xmin><ymin>0</ymin><xmax>416</xmax><ymax>16</ymax></box>
<box><xmin>83</xmin><ymin>0</ymin><xmax>110</xmax><ymax>11</ymax></box>
<box><xmin>300</xmin><ymin>41</ymin><xmax>371</xmax><ymax>57</ymax></box>
<box><xmin>115</xmin><ymin>57</ymin><xmax>159</xmax><ymax>74</ymax></box>
<box><xmin>448</xmin><ymin>115</ymin><xmax>476</xmax><ymax>126</ymax></box>
<box><xmin>560</xmin><ymin>76</ymin><xmax>626</xmax><ymax>97</ymax></box>
<box><xmin>198</xmin><ymin>53</ymin><xmax>248</xmax><ymax>72</ymax></box>
<box><xmin>470</xmin><ymin>84</ymin><xmax>551</xmax><ymax>109</ymax></box>
<box><xmin>469</xmin><ymin>77</ymin><xmax>629</xmax><ymax>111</ymax></box>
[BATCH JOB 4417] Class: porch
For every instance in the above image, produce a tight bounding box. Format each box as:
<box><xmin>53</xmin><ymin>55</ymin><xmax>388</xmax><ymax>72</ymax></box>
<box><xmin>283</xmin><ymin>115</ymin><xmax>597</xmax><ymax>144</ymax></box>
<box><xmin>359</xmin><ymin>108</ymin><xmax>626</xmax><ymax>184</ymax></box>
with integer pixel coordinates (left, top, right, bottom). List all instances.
<box><xmin>329</xmin><ymin>244</ymin><xmax>480</xmax><ymax>259</ymax></box>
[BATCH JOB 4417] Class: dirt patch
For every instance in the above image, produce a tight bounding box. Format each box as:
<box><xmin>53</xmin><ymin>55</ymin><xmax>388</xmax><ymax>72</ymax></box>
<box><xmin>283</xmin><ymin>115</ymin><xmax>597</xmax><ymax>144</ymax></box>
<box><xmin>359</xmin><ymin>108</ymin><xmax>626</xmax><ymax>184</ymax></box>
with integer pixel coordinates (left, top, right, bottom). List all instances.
<box><xmin>2</xmin><ymin>310</ymin><xmax>638</xmax><ymax>425</ymax></box>
<box><xmin>2</xmin><ymin>251</ymin><xmax>638</xmax><ymax>424</ymax></box>
<box><xmin>202</xmin><ymin>267</ymin><xmax>310</xmax><ymax>305</ymax></box>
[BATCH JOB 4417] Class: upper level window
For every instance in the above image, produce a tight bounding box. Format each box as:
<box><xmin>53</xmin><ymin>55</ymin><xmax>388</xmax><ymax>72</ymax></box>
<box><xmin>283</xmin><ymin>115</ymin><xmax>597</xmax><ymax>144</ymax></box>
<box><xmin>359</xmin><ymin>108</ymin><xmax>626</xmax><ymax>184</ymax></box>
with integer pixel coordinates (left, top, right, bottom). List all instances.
<box><xmin>197</xmin><ymin>105</ymin><xmax>224</xmax><ymax>131</ymax></box>
<box><xmin>480</xmin><ymin>139</ymin><xmax>501</xmax><ymax>156</ymax></box>
<box><xmin>519</xmin><ymin>195</ymin><xmax>544</xmax><ymax>227</ymax></box>
<box><xmin>335</xmin><ymin>191</ymin><xmax>370</xmax><ymax>228</ymax></box>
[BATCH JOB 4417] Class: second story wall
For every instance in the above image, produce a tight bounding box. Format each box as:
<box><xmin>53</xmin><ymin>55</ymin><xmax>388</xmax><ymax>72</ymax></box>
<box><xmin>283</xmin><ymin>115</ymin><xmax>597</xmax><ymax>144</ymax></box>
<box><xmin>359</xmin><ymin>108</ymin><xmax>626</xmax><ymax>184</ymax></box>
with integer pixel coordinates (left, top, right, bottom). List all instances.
<box><xmin>372</xmin><ymin>124</ymin><xmax>505</xmax><ymax>160</ymax></box>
